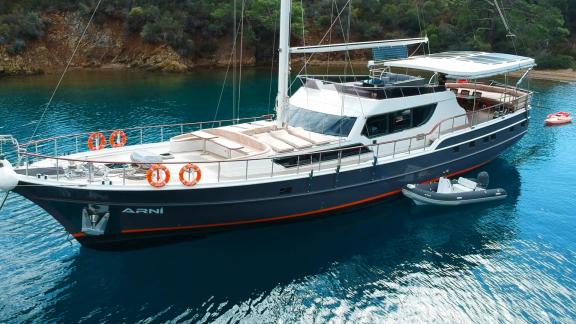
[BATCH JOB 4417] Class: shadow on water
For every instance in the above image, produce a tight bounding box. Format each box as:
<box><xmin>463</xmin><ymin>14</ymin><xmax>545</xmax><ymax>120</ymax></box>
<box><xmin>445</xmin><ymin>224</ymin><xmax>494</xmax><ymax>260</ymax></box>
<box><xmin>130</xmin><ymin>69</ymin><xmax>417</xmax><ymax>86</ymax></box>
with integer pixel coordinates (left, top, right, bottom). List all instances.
<box><xmin>42</xmin><ymin>159</ymin><xmax>522</xmax><ymax>322</ymax></box>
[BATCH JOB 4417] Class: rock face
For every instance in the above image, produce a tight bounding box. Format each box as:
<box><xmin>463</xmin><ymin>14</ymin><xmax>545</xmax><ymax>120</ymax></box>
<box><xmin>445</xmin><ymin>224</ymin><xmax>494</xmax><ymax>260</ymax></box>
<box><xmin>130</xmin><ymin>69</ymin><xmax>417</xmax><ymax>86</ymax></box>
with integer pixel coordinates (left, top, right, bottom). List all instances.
<box><xmin>0</xmin><ymin>12</ymin><xmax>255</xmax><ymax>76</ymax></box>
<box><xmin>0</xmin><ymin>48</ymin><xmax>44</xmax><ymax>76</ymax></box>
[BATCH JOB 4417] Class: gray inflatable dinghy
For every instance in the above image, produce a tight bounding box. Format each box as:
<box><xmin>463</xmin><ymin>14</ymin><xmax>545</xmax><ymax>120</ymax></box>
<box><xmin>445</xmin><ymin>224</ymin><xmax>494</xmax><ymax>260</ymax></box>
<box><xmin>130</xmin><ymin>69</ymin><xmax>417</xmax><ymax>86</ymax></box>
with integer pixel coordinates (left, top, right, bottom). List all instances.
<box><xmin>402</xmin><ymin>172</ymin><xmax>507</xmax><ymax>206</ymax></box>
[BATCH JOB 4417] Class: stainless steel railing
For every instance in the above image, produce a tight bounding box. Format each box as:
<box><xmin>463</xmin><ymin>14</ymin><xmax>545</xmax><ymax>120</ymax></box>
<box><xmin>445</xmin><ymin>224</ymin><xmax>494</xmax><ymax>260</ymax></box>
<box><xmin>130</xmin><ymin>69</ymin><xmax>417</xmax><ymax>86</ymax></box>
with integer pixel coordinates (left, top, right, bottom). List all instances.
<box><xmin>15</xmin><ymin>93</ymin><xmax>531</xmax><ymax>186</ymax></box>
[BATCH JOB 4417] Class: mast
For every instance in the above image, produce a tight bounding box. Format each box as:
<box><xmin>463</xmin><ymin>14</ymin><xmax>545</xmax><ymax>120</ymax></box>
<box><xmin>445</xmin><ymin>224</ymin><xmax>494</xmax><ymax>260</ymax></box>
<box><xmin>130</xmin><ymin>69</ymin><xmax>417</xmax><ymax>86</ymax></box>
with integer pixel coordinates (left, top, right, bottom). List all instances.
<box><xmin>276</xmin><ymin>0</ymin><xmax>291</xmax><ymax>127</ymax></box>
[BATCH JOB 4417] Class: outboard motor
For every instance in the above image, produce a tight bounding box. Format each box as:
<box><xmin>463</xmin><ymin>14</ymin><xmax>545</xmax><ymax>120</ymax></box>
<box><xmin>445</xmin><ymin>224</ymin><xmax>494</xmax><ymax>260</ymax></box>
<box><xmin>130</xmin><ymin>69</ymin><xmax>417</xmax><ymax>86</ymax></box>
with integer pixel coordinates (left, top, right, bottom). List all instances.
<box><xmin>477</xmin><ymin>172</ymin><xmax>490</xmax><ymax>189</ymax></box>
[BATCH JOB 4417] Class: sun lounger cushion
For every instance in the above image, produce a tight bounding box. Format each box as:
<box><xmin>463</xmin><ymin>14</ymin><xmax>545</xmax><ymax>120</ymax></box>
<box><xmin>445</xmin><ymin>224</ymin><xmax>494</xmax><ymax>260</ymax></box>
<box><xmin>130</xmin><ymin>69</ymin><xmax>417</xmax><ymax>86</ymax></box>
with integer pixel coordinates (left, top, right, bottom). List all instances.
<box><xmin>288</xmin><ymin>127</ymin><xmax>333</xmax><ymax>145</ymax></box>
<box><xmin>254</xmin><ymin>133</ymin><xmax>294</xmax><ymax>153</ymax></box>
<box><xmin>270</xmin><ymin>130</ymin><xmax>313</xmax><ymax>149</ymax></box>
<box><xmin>211</xmin><ymin>137</ymin><xmax>244</xmax><ymax>150</ymax></box>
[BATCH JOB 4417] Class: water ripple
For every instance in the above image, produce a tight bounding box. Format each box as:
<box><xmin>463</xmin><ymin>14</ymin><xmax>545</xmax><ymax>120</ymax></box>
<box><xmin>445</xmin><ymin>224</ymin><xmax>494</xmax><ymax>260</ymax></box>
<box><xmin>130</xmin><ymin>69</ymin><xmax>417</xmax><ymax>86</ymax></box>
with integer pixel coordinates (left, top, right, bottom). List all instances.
<box><xmin>0</xmin><ymin>73</ymin><xmax>575</xmax><ymax>322</ymax></box>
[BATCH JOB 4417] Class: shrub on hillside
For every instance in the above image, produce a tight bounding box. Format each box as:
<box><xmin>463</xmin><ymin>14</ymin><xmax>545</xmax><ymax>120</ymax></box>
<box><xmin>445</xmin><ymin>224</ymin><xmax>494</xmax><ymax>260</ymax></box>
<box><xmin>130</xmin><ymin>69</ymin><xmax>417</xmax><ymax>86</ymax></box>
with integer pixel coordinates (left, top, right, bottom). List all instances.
<box><xmin>127</xmin><ymin>7</ymin><xmax>145</xmax><ymax>32</ymax></box>
<box><xmin>0</xmin><ymin>12</ymin><xmax>46</xmax><ymax>55</ymax></box>
<box><xmin>537</xmin><ymin>54</ymin><xmax>576</xmax><ymax>69</ymax></box>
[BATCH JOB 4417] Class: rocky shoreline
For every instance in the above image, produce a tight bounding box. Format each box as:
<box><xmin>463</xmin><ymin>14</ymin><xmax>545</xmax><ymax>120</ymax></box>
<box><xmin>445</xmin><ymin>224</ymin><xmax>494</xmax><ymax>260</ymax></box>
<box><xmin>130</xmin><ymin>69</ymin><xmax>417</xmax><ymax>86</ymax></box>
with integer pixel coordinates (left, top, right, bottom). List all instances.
<box><xmin>0</xmin><ymin>12</ymin><xmax>260</xmax><ymax>77</ymax></box>
<box><xmin>510</xmin><ymin>69</ymin><xmax>576</xmax><ymax>82</ymax></box>
<box><xmin>1</xmin><ymin>11</ymin><xmax>574</xmax><ymax>82</ymax></box>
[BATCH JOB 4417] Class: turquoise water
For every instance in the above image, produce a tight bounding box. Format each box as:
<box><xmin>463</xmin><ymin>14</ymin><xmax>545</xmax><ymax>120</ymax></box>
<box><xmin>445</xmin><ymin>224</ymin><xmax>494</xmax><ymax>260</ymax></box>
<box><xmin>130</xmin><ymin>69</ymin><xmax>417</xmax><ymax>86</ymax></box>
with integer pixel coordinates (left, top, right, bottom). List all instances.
<box><xmin>0</xmin><ymin>71</ymin><xmax>575</xmax><ymax>322</ymax></box>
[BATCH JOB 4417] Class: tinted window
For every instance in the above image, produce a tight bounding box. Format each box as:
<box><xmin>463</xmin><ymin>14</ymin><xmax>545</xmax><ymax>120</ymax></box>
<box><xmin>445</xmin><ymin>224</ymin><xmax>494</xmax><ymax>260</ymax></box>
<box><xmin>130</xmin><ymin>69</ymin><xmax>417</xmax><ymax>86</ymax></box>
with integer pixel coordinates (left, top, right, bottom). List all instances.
<box><xmin>273</xmin><ymin>144</ymin><xmax>372</xmax><ymax>168</ymax></box>
<box><xmin>363</xmin><ymin>114</ymin><xmax>388</xmax><ymax>138</ymax></box>
<box><xmin>362</xmin><ymin>104</ymin><xmax>437</xmax><ymax>138</ymax></box>
<box><xmin>390</xmin><ymin>109</ymin><xmax>412</xmax><ymax>132</ymax></box>
<box><xmin>286</xmin><ymin>106</ymin><xmax>357</xmax><ymax>137</ymax></box>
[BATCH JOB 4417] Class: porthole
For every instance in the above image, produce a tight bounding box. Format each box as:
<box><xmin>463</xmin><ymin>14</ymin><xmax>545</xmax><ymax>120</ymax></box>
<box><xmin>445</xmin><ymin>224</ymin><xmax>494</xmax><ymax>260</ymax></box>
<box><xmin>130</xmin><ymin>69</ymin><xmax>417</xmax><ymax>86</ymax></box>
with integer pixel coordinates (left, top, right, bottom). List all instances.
<box><xmin>490</xmin><ymin>134</ymin><xmax>497</xmax><ymax>140</ymax></box>
<box><xmin>469</xmin><ymin>141</ymin><xmax>476</xmax><ymax>148</ymax></box>
<box><xmin>483</xmin><ymin>137</ymin><xmax>489</xmax><ymax>143</ymax></box>
<box><xmin>453</xmin><ymin>146</ymin><xmax>460</xmax><ymax>153</ymax></box>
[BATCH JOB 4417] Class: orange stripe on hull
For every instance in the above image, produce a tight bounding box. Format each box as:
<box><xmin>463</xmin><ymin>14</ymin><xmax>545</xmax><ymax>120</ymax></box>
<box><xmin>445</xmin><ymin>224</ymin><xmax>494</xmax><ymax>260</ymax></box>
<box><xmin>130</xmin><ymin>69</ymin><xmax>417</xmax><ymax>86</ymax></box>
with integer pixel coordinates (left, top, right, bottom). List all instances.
<box><xmin>71</xmin><ymin>160</ymin><xmax>492</xmax><ymax>238</ymax></box>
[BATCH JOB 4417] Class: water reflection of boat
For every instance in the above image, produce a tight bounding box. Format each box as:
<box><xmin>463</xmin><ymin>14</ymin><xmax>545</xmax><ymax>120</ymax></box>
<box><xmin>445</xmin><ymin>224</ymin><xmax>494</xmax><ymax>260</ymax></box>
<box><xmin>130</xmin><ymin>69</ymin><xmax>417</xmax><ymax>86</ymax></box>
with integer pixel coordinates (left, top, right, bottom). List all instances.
<box><xmin>34</xmin><ymin>160</ymin><xmax>521</xmax><ymax>321</ymax></box>
<box><xmin>0</xmin><ymin>0</ymin><xmax>534</xmax><ymax>248</ymax></box>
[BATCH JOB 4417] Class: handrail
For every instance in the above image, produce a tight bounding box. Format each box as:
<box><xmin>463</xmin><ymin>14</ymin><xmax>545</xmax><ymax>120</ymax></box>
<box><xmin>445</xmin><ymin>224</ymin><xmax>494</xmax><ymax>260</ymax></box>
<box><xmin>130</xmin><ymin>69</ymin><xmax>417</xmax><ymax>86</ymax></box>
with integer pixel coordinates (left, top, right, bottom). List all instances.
<box><xmin>21</xmin><ymin>115</ymin><xmax>274</xmax><ymax>147</ymax></box>
<box><xmin>17</xmin><ymin>92</ymin><xmax>531</xmax><ymax>167</ymax></box>
<box><xmin>299</xmin><ymin>76</ymin><xmax>445</xmax><ymax>101</ymax></box>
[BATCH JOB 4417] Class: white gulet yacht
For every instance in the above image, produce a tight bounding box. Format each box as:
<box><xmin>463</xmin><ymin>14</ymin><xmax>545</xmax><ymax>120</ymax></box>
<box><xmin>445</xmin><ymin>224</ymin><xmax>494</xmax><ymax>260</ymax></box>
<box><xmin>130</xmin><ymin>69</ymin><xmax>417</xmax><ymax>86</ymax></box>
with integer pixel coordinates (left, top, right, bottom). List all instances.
<box><xmin>0</xmin><ymin>0</ymin><xmax>534</xmax><ymax>248</ymax></box>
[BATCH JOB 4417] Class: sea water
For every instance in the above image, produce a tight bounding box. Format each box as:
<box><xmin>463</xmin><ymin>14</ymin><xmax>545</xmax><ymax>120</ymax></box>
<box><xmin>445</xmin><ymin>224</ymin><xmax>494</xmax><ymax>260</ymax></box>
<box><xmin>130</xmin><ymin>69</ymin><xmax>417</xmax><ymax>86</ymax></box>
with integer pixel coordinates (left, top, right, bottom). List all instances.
<box><xmin>0</xmin><ymin>71</ymin><xmax>574</xmax><ymax>322</ymax></box>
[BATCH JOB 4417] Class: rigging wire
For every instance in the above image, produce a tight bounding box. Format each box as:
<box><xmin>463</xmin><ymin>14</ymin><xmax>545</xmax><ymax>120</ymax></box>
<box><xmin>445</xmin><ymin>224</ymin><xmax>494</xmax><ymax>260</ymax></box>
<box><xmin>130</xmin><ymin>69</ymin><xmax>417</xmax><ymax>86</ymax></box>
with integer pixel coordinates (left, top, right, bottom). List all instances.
<box><xmin>415</xmin><ymin>0</ymin><xmax>424</xmax><ymax>38</ymax></box>
<box><xmin>300</xmin><ymin>0</ymin><xmax>308</xmax><ymax>79</ymax></box>
<box><xmin>300</xmin><ymin>0</ymin><xmax>312</xmax><ymax>132</ymax></box>
<box><xmin>212</xmin><ymin>23</ymin><xmax>243</xmax><ymax>125</ymax></box>
<box><xmin>326</xmin><ymin>1</ymin><xmax>335</xmax><ymax>75</ymax></box>
<box><xmin>414</xmin><ymin>0</ymin><xmax>429</xmax><ymax>55</ymax></box>
<box><xmin>233</xmin><ymin>0</ymin><xmax>237</xmax><ymax>122</ymax></box>
<box><xmin>25</xmin><ymin>0</ymin><xmax>104</xmax><ymax>148</ymax></box>
<box><xmin>493</xmin><ymin>0</ymin><xmax>518</xmax><ymax>54</ymax></box>
<box><xmin>237</xmin><ymin>0</ymin><xmax>246</xmax><ymax>122</ymax></box>
<box><xmin>289</xmin><ymin>0</ymin><xmax>353</xmax><ymax>91</ymax></box>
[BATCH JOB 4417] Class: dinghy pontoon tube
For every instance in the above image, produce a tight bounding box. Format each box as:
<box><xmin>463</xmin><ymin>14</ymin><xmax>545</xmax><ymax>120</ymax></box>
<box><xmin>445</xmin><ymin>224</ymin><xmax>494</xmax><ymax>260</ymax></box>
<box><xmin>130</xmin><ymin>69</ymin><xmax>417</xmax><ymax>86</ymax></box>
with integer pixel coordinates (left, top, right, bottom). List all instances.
<box><xmin>402</xmin><ymin>172</ymin><xmax>507</xmax><ymax>206</ymax></box>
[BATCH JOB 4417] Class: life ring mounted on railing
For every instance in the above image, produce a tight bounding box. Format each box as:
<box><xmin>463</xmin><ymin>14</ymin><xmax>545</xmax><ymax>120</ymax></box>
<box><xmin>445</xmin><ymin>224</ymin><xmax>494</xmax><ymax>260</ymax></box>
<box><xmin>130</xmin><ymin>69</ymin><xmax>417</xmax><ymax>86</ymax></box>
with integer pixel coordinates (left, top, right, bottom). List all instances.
<box><xmin>146</xmin><ymin>164</ymin><xmax>171</xmax><ymax>188</ymax></box>
<box><xmin>87</xmin><ymin>132</ymin><xmax>106</xmax><ymax>151</ymax></box>
<box><xmin>109</xmin><ymin>130</ymin><xmax>127</xmax><ymax>148</ymax></box>
<box><xmin>179</xmin><ymin>163</ymin><xmax>202</xmax><ymax>186</ymax></box>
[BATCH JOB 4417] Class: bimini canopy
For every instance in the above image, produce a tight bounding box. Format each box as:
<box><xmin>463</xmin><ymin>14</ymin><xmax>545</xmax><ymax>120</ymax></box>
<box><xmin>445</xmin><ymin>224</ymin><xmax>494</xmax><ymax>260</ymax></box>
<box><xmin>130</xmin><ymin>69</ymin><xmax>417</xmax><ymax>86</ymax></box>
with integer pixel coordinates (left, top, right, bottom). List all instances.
<box><xmin>384</xmin><ymin>51</ymin><xmax>535</xmax><ymax>79</ymax></box>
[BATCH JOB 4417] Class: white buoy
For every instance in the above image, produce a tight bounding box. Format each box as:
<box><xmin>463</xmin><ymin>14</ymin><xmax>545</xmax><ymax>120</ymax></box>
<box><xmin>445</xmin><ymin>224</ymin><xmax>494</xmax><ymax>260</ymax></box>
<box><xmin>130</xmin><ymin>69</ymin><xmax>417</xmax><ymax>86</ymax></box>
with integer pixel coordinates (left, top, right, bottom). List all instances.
<box><xmin>0</xmin><ymin>159</ymin><xmax>18</xmax><ymax>192</ymax></box>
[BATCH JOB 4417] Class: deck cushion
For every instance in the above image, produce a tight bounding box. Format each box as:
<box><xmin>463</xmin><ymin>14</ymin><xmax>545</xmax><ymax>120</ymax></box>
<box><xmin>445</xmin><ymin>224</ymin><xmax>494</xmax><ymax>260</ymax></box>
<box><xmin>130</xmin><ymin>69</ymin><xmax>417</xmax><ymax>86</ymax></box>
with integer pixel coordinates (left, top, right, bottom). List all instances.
<box><xmin>270</xmin><ymin>130</ymin><xmax>313</xmax><ymax>149</ymax></box>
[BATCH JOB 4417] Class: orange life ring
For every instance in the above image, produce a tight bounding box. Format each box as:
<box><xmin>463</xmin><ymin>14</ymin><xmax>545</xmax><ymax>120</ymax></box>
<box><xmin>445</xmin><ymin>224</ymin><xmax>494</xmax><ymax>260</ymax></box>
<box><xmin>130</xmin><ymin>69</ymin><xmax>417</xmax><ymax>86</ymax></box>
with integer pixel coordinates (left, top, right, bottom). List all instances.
<box><xmin>146</xmin><ymin>164</ymin><xmax>171</xmax><ymax>188</ymax></box>
<box><xmin>87</xmin><ymin>132</ymin><xmax>106</xmax><ymax>151</ymax></box>
<box><xmin>109</xmin><ymin>130</ymin><xmax>127</xmax><ymax>148</ymax></box>
<box><xmin>179</xmin><ymin>163</ymin><xmax>202</xmax><ymax>186</ymax></box>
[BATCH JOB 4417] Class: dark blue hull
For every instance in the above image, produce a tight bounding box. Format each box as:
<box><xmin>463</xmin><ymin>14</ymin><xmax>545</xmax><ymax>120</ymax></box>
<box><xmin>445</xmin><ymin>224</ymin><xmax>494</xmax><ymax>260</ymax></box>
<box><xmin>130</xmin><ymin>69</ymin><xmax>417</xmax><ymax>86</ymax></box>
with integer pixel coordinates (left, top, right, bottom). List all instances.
<box><xmin>14</xmin><ymin>114</ymin><xmax>529</xmax><ymax>248</ymax></box>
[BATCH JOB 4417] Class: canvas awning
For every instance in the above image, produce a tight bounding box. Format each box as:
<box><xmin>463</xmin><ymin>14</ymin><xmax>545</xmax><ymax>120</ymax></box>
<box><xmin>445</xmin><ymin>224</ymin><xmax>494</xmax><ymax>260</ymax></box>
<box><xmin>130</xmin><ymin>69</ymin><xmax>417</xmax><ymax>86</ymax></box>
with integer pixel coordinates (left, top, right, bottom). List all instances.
<box><xmin>383</xmin><ymin>51</ymin><xmax>535</xmax><ymax>79</ymax></box>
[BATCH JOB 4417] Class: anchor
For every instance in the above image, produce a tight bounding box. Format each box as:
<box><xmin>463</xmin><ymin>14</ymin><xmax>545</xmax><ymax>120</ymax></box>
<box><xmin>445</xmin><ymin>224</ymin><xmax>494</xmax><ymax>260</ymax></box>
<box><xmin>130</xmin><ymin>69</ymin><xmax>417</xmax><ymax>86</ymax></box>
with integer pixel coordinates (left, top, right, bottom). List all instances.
<box><xmin>81</xmin><ymin>205</ymin><xmax>110</xmax><ymax>236</ymax></box>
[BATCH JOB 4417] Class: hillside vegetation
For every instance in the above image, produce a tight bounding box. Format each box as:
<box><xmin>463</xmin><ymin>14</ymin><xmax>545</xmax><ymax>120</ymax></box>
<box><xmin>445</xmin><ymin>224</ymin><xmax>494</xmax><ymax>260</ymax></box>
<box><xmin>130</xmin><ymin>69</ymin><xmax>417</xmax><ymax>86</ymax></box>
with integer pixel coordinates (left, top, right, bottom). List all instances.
<box><xmin>0</xmin><ymin>0</ymin><xmax>575</xmax><ymax>75</ymax></box>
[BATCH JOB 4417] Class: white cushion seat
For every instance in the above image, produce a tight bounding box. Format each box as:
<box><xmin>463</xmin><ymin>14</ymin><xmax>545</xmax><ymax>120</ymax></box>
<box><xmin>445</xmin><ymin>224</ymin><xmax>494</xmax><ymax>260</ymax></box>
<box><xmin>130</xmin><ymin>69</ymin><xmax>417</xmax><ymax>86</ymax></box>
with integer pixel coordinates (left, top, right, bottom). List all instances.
<box><xmin>253</xmin><ymin>133</ymin><xmax>294</xmax><ymax>153</ymax></box>
<box><xmin>251</xmin><ymin>120</ymin><xmax>274</xmax><ymax>127</ymax></box>
<box><xmin>192</xmin><ymin>131</ymin><xmax>218</xmax><ymax>140</ymax></box>
<box><xmin>457</xmin><ymin>177</ymin><xmax>478</xmax><ymax>190</ymax></box>
<box><xmin>170</xmin><ymin>133</ymin><xmax>204</xmax><ymax>153</ymax></box>
<box><xmin>270</xmin><ymin>130</ymin><xmax>313</xmax><ymax>149</ymax></box>
<box><xmin>288</xmin><ymin>127</ymin><xmax>334</xmax><ymax>145</ymax></box>
<box><xmin>211</xmin><ymin>137</ymin><xmax>244</xmax><ymax>150</ymax></box>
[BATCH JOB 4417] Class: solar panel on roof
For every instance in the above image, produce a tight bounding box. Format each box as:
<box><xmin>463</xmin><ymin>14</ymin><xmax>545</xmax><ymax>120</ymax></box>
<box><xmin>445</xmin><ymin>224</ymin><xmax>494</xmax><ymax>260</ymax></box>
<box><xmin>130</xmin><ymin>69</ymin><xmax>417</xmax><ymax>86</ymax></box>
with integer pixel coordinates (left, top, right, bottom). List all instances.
<box><xmin>372</xmin><ymin>46</ymin><xmax>408</xmax><ymax>61</ymax></box>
